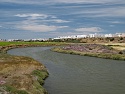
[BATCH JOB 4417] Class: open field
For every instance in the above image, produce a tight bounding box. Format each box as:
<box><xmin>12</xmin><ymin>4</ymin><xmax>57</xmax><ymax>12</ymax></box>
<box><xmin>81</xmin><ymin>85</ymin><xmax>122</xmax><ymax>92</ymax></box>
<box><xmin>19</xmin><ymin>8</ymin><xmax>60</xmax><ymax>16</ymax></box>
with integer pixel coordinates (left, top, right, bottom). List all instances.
<box><xmin>99</xmin><ymin>43</ymin><xmax>125</xmax><ymax>50</ymax></box>
<box><xmin>0</xmin><ymin>41</ymin><xmax>66</xmax><ymax>46</ymax></box>
<box><xmin>110</xmin><ymin>46</ymin><xmax>125</xmax><ymax>50</ymax></box>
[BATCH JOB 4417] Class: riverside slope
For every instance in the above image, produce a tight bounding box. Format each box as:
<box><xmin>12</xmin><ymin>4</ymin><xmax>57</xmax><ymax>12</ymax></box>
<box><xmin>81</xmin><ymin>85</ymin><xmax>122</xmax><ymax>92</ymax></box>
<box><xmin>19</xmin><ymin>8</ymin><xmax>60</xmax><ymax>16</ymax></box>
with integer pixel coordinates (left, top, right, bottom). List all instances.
<box><xmin>0</xmin><ymin>44</ymin><xmax>49</xmax><ymax>94</ymax></box>
<box><xmin>52</xmin><ymin>44</ymin><xmax>125</xmax><ymax>60</ymax></box>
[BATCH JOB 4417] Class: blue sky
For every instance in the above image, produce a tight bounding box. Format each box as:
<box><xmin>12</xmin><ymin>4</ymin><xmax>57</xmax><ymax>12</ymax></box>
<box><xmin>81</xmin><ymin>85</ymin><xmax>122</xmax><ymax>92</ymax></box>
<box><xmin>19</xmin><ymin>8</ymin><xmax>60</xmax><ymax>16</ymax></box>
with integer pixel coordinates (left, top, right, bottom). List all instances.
<box><xmin>0</xmin><ymin>0</ymin><xmax>125</xmax><ymax>39</ymax></box>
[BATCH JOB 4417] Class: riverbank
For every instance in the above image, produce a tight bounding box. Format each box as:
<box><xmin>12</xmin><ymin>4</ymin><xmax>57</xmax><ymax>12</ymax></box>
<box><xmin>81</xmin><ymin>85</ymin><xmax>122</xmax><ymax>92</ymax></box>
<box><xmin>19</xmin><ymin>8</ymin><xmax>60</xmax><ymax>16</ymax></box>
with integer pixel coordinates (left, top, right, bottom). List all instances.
<box><xmin>0</xmin><ymin>41</ymin><xmax>67</xmax><ymax>53</ymax></box>
<box><xmin>52</xmin><ymin>44</ymin><xmax>125</xmax><ymax>60</ymax></box>
<box><xmin>0</xmin><ymin>54</ymin><xmax>48</xmax><ymax>94</ymax></box>
<box><xmin>0</xmin><ymin>42</ymin><xmax>66</xmax><ymax>94</ymax></box>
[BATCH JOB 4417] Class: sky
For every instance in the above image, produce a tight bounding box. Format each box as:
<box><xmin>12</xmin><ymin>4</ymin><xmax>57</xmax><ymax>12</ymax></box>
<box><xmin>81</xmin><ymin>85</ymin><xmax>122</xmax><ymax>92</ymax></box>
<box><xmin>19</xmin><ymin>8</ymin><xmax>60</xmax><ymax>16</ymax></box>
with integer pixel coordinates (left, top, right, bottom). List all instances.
<box><xmin>0</xmin><ymin>0</ymin><xmax>125</xmax><ymax>39</ymax></box>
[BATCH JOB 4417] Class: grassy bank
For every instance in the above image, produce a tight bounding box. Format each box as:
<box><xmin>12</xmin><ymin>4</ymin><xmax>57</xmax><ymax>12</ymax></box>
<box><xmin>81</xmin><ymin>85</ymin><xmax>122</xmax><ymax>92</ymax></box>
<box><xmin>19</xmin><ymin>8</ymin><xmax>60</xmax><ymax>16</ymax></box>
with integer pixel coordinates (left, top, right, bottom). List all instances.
<box><xmin>52</xmin><ymin>44</ymin><xmax>125</xmax><ymax>61</ymax></box>
<box><xmin>0</xmin><ymin>41</ymin><xmax>67</xmax><ymax>46</ymax></box>
<box><xmin>0</xmin><ymin>42</ymin><xmax>64</xmax><ymax>94</ymax></box>
<box><xmin>0</xmin><ymin>41</ymin><xmax>67</xmax><ymax>53</ymax></box>
<box><xmin>0</xmin><ymin>54</ymin><xmax>49</xmax><ymax>94</ymax></box>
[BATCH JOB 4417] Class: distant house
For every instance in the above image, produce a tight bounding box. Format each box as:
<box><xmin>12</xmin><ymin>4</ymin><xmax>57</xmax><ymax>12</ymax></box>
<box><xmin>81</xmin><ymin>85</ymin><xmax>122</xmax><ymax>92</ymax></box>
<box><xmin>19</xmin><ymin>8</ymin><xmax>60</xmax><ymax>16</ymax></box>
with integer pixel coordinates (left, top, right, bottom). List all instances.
<box><xmin>89</xmin><ymin>34</ymin><xmax>95</xmax><ymax>38</ymax></box>
<box><xmin>53</xmin><ymin>32</ymin><xmax>125</xmax><ymax>40</ymax></box>
<box><xmin>116</xmin><ymin>33</ymin><xmax>125</xmax><ymax>37</ymax></box>
<box><xmin>104</xmin><ymin>34</ymin><xmax>113</xmax><ymax>37</ymax></box>
<box><xmin>76</xmin><ymin>35</ymin><xmax>87</xmax><ymax>38</ymax></box>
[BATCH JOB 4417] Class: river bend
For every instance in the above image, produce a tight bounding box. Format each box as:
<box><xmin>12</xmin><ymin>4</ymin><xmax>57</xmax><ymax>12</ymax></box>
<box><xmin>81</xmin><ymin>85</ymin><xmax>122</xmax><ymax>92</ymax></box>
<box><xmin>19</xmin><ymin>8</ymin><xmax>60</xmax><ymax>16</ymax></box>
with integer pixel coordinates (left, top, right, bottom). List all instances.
<box><xmin>8</xmin><ymin>47</ymin><xmax>125</xmax><ymax>94</ymax></box>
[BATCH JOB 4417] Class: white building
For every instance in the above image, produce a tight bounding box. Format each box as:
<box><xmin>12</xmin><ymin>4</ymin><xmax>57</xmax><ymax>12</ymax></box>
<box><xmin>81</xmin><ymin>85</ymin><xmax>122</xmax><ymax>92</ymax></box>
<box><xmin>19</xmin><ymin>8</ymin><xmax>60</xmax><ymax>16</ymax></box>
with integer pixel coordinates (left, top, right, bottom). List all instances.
<box><xmin>53</xmin><ymin>32</ymin><xmax>125</xmax><ymax>40</ymax></box>
<box><xmin>89</xmin><ymin>34</ymin><xmax>95</xmax><ymax>38</ymax></box>
<box><xmin>115</xmin><ymin>33</ymin><xmax>125</xmax><ymax>37</ymax></box>
<box><xmin>104</xmin><ymin>34</ymin><xmax>113</xmax><ymax>37</ymax></box>
<box><xmin>76</xmin><ymin>35</ymin><xmax>87</xmax><ymax>38</ymax></box>
<box><xmin>54</xmin><ymin>34</ymin><xmax>87</xmax><ymax>39</ymax></box>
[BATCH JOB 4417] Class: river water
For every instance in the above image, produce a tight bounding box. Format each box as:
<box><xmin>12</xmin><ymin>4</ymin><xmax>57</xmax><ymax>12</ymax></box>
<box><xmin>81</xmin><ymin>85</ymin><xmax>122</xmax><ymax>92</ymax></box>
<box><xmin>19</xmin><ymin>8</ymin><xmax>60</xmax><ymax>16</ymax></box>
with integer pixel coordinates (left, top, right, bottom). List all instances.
<box><xmin>8</xmin><ymin>47</ymin><xmax>125</xmax><ymax>94</ymax></box>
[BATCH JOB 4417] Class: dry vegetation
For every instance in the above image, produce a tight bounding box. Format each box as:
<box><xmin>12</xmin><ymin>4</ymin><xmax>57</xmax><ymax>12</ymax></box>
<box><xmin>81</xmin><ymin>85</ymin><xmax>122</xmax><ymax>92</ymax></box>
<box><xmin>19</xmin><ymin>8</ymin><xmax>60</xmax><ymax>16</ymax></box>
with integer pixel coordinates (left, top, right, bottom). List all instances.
<box><xmin>52</xmin><ymin>44</ymin><xmax>125</xmax><ymax>60</ymax></box>
<box><xmin>0</xmin><ymin>41</ymin><xmax>68</xmax><ymax>94</ymax></box>
<box><xmin>51</xmin><ymin>37</ymin><xmax>125</xmax><ymax>43</ymax></box>
<box><xmin>102</xmin><ymin>43</ymin><xmax>125</xmax><ymax>51</ymax></box>
<box><xmin>0</xmin><ymin>54</ymin><xmax>48</xmax><ymax>94</ymax></box>
<box><xmin>79</xmin><ymin>37</ymin><xmax>125</xmax><ymax>43</ymax></box>
<box><xmin>0</xmin><ymin>42</ymin><xmax>52</xmax><ymax>94</ymax></box>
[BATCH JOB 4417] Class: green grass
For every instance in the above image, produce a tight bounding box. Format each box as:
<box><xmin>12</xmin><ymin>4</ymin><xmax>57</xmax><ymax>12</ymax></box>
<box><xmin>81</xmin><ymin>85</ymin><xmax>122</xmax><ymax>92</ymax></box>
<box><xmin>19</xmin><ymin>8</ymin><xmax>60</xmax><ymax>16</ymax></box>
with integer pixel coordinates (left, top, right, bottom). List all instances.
<box><xmin>32</xmin><ymin>80</ymin><xmax>47</xmax><ymax>94</ymax></box>
<box><xmin>32</xmin><ymin>70</ymin><xmax>48</xmax><ymax>85</ymax></box>
<box><xmin>0</xmin><ymin>41</ymin><xmax>66</xmax><ymax>46</ymax></box>
<box><xmin>3</xmin><ymin>85</ymin><xmax>29</xmax><ymax>94</ymax></box>
<box><xmin>16</xmin><ymin>90</ymin><xmax>29</xmax><ymax>94</ymax></box>
<box><xmin>0</xmin><ymin>41</ymin><xmax>35</xmax><ymax>46</ymax></box>
<box><xmin>31</xmin><ymin>70</ymin><xmax>48</xmax><ymax>94</ymax></box>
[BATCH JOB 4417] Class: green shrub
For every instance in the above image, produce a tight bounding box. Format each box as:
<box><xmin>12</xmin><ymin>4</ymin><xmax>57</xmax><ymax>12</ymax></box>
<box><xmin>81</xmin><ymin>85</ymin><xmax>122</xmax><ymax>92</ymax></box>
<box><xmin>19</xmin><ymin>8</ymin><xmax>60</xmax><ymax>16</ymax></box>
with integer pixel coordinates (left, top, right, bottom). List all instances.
<box><xmin>32</xmin><ymin>70</ymin><xmax>48</xmax><ymax>79</ymax></box>
<box><xmin>4</xmin><ymin>85</ymin><xmax>28</xmax><ymax>94</ymax></box>
<box><xmin>5</xmin><ymin>85</ymin><xmax>17</xmax><ymax>93</ymax></box>
<box><xmin>15</xmin><ymin>90</ymin><xmax>28</xmax><ymax>94</ymax></box>
<box><xmin>110</xmin><ymin>38</ymin><xmax>114</xmax><ymax>41</ymax></box>
<box><xmin>32</xmin><ymin>70</ymin><xmax>48</xmax><ymax>85</ymax></box>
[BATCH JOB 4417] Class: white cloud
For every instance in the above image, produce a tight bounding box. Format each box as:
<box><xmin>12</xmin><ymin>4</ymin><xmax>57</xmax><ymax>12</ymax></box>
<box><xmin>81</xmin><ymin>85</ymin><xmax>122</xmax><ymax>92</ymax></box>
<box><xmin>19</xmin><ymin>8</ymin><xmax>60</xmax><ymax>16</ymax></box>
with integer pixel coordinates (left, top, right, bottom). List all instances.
<box><xmin>42</xmin><ymin>19</ymin><xmax>70</xmax><ymax>23</ymax></box>
<box><xmin>71</xmin><ymin>6</ymin><xmax>125</xmax><ymax>17</ymax></box>
<box><xmin>15</xmin><ymin>13</ymin><xmax>49</xmax><ymax>19</ymax></box>
<box><xmin>52</xmin><ymin>19</ymin><xmax>70</xmax><ymax>23</ymax></box>
<box><xmin>97</xmin><ymin>7</ymin><xmax>125</xmax><ymax>17</ymax></box>
<box><xmin>1</xmin><ymin>0</ymin><xmax>125</xmax><ymax>4</ymax></box>
<box><xmin>75</xmin><ymin>27</ymin><xmax>102</xmax><ymax>32</ymax></box>
<box><xmin>14</xmin><ymin>13</ymin><xmax>69</xmax><ymax>32</ymax></box>
<box><xmin>18</xmin><ymin>25</ymin><xmax>68</xmax><ymax>32</ymax></box>
<box><xmin>109</xmin><ymin>25</ymin><xmax>115</xmax><ymax>27</ymax></box>
<box><xmin>51</xmin><ymin>16</ymin><xmax>57</xmax><ymax>19</ymax></box>
<box><xmin>21</xmin><ymin>25</ymin><xmax>57</xmax><ymax>32</ymax></box>
<box><xmin>15</xmin><ymin>13</ymin><xmax>70</xmax><ymax>25</ymax></box>
<box><xmin>58</xmin><ymin>26</ymin><xmax>69</xmax><ymax>28</ymax></box>
<box><xmin>110</xmin><ymin>21</ymin><xmax>124</xmax><ymax>24</ymax></box>
<box><xmin>51</xmin><ymin>0</ymin><xmax>120</xmax><ymax>4</ymax></box>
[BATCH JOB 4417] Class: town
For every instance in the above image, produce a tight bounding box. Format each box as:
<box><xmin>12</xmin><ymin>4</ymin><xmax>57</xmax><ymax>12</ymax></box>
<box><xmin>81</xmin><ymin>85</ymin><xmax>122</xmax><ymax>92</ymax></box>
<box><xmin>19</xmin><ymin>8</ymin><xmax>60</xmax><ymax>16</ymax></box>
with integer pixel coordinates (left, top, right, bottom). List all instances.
<box><xmin>54</xmin><ymin>33</ymin><xmax>125</xmax><ymax>39</ymax></box>
<box><xmin>0</xmin><ymin>33</ymin><xmax>125</xmax><ymax>42</ymax></box>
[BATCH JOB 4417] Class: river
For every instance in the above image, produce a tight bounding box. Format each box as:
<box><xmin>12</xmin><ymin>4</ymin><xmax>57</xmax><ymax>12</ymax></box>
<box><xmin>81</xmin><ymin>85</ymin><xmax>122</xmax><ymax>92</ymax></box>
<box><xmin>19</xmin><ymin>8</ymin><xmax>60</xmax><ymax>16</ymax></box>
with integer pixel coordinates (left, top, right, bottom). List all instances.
<box><xmin>8</xmin><ymin>47</ymin><xmax>125</xmax><ymax>94</ymax></box>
